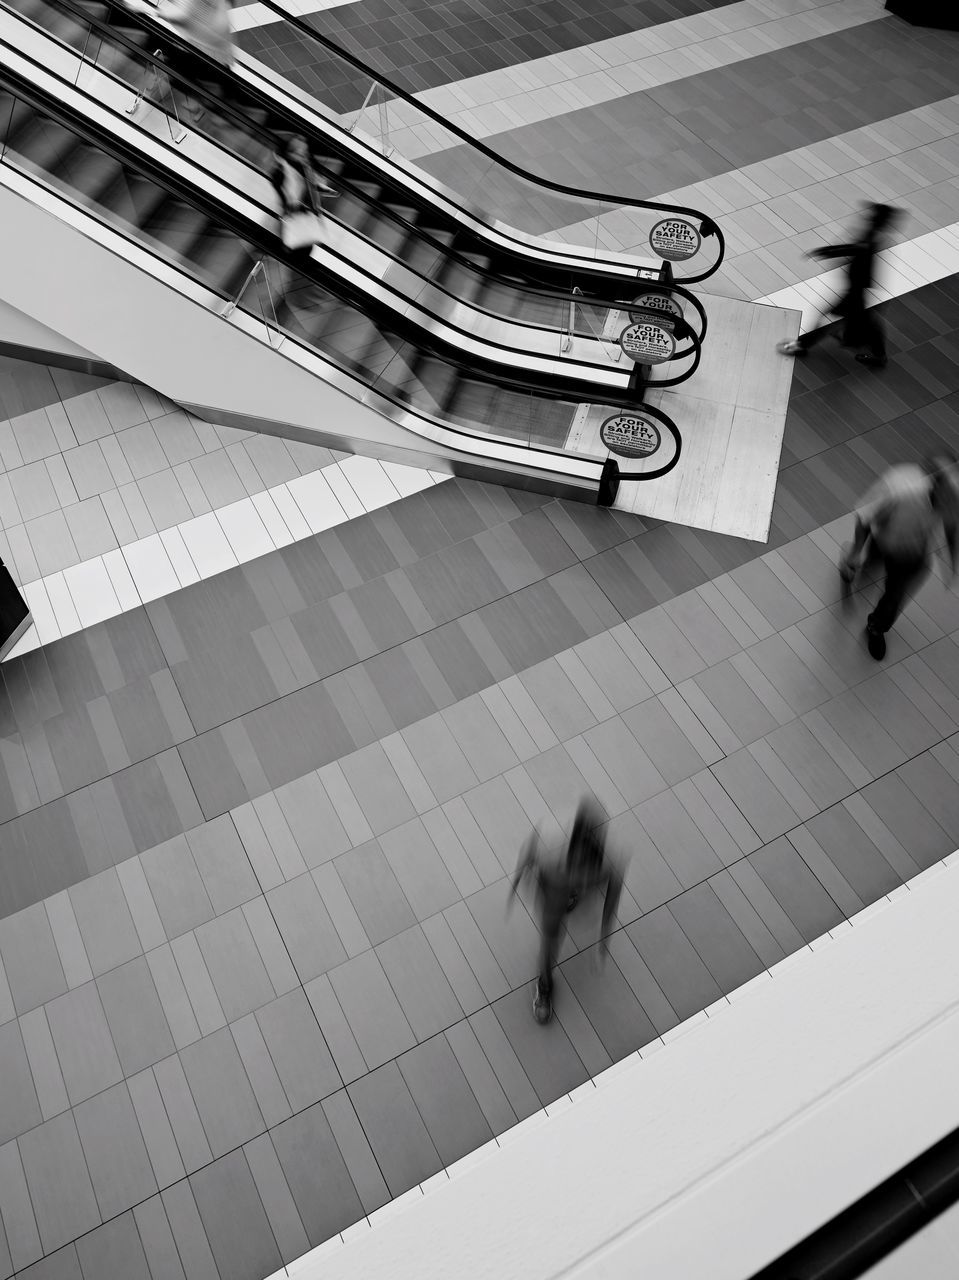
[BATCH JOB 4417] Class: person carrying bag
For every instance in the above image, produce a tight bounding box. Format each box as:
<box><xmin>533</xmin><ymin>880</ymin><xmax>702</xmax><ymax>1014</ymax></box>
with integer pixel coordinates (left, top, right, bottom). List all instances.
<box><xmin>272</xmin><ymin>136</ymin><xmax>331</xmax><ymax>256</ymax></box>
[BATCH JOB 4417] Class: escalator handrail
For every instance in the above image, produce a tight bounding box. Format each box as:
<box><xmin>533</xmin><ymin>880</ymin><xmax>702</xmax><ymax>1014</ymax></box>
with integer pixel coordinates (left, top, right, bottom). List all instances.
<box><xmin>222</xmin><ymin>0</ymin><xmax>726</xmax><ymax>281</ymax></box>
<box><xmin>0</xmin><ymin>41</ymin><xmax>658</xmax><ymax>388</ymax></box>
<box><xmin>0</xmin><ymin>67</ymin><xmax>671</xmax><ymax>436</ymax></box>
<box><xmin>28</xmin><ymin>0</ymin><xmax>725</xmax><ymax>282</ymax></box>
<box><xmin>3</xmin><ymin>0</ymin><xmax>711</xmax><ymax>339</ymax></box>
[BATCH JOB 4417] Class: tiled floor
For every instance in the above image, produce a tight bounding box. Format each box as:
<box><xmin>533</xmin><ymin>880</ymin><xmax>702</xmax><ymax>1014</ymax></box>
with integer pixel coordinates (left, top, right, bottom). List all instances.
<box><xmin>1</xmin><ymin>2</ymin><xmax>959</xmax><ymax>1280</ymax></box>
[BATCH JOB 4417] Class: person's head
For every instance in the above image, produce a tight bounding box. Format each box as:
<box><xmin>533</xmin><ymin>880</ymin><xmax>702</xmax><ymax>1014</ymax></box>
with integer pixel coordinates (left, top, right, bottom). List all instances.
<box><xmin>566</xmin><ymin>797</ymin><xmax>605</xmax><ymax>874</ymax></box>
<box><xmin>867</xmin><ymin>203</ymin><xmax>899</xmax><ymax>234</ymax></box>
<box><xmin>284</xmin><ymin>135</ymin><xmax>309</xmax><ymax>164</ymax></box>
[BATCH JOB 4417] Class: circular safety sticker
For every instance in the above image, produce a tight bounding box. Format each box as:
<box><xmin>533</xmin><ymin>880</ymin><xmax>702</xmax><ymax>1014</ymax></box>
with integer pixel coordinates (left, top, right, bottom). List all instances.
<box><xmin>628</xmin><ymin>291</ymin><xmax>683</xmax><ymax>323</ymax></box>
<box><xmin>618</xmin><ymin>320</ymin><xmax>676</xmax><ymax>364</ymax></box>
<box><xmin>649</xmin><ymin>218</ymin><xmax>702</xmax><ymax>262</ymax></box>
<box><xmin>600</xmin><ymin>413</ymin><xmax>663</xmax><ymax>460</ymax></box>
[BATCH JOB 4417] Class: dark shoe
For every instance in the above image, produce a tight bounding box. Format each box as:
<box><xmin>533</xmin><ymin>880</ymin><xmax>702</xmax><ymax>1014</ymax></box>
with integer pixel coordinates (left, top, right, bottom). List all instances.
<box><xmin>866</xmin><ymin>626</ymin><xmax>886</xmax><ymax>661</ymax></box>
<box><xmin>777</xmin><ymin>340</ymin><xmax>807</xmax><ymax>357</ymax></box>
<box><xmin>856</xmin><ymin>353</ymin><xmax>887</xmax><ymax>368</ymax></box>
<box><xmin>532</xmin><ymin>977</ymin><xmax>552</xmax><ymax>1025</ymax></box>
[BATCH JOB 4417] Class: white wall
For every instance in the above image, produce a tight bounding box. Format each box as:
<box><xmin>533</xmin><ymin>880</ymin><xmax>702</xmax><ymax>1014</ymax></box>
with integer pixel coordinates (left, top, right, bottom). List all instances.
<box><xmin>0</xmin><ymin>296</ymin><xmax>100</xmax><ymax>362</ymax></box>
<box><xmin>273</xmin><ymin>858</ymin><xmax>959</xmax><ymax>1280</ymax></box>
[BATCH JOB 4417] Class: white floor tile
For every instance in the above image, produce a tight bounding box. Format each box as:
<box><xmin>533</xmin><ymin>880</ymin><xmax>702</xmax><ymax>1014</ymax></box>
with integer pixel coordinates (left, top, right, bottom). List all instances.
<box><xmin>337</xmin><ymin>455</ymin><xmax>400</xmax><ymax>511</ymax></box>
<box><xmin>216</xmin><ymin>497</ymin><xmax>275</xmax><ymax>561</ymax></box>
<box><xmin>286</xmin><ymin>469</ymin><xmax>348</xmax><ymax>532</ymax></box>
<box><xmin>379</xmin><ymin>460</ymin><xmax>437</xmax><ymax>497</ymax></box>
<box><xmin>177</xmin><ymin>512</ymin><xmax>240</xmax><ymax>578</ymax></box>
<box><xmin>251</xmin><ymin>489</ymin><xmax>295</xmax><ymax>548</ymax></box>
<box><xmin>102</xmin><ymin>548</ymin><xmax>142</xmax><ymax>611</ymax></box>
<box><xmin>23</xmin><ymin>578</ymin><xmax>60</xmax><ymax>644</ymax></box>
<box><xmin>318</xmin><ymin>463</ymin><xmax>365</xmax><ymax>520</ymax></box>
<box><xmin>63</xmin><ymin>557</ymin><xmax>122</xmax><ymax>628</ymax></box>
<box><xmin>44</xmin><ymin>571</ymin><xmax>83</xmax><ymax>637</ymax></box>
<box><xmin>270</xmin><ymin>482</ymin><xmax>313</xmax><ymax>541</ymax></box>
<box><xmin>122</xmin><ymin>533</ymin><xmax>181</xmax><ymax>603</ymax></box>
<box><xmin>4</xmin><ymin>624</ymin><xmax>40</xmax><ymax>658</ymax></box>
<box><xmin>160</xmin><ymin>526</ymin><xmax>201</xmax><ymax>588</ymax></box>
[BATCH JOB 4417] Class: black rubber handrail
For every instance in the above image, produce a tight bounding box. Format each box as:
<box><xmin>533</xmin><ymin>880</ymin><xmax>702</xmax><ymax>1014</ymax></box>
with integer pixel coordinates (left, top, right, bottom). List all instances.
<box><xmin>231</xmin><ymin>0</ymin><xmax>726</xmax><ymax>282</ymax></box>
<box><xmin>0</xmin><ymin>68</ymin><xmax>669</xmax><ymax>440</ymax></box>
<box><xmin>5</xmin><ymin>0</ymin><xmax>706</xmax><ymax>327</ymax></box>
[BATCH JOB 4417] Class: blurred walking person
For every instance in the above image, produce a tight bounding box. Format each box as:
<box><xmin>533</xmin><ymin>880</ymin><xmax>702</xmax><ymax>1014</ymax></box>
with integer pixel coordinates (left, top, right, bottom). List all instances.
<box><xmin>841</xmin><ymin>453</ymin><xmax>958</xmax><ymax>660</ymax></box>
<box><xmin>778</xmin><ymin>202</ymin><xmax>901</xmax><ymax>369</ymax></box>
<box><xmin>508</xmin><ymin>799</ymin><xmax>623</xmax><ymax>1025</ymax></box>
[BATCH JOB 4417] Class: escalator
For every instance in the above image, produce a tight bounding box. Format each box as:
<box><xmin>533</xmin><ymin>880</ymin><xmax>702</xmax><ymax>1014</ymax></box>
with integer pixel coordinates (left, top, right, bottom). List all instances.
<box><xmin>0</xmin><ymin>74</ymin><xmax>682</xmax><ymax>504</ymax></box>
<box><xmin>0</xmin><ymin>0</ymin><xmax>724</xmax><ymax>337</ymax></box>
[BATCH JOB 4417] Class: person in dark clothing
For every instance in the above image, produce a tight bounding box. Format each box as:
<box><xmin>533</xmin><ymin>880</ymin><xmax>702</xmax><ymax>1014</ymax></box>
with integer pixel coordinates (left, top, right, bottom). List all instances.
<box><xmin>508</xmin><ymin>798</ymin><xmax>623</xmax><ymax>1025</ymax></box>
<box><xmin>778</xmin><ymin>202</ymin><xmax>901</xmax><ymax>368</ymax></box>
<box><xmin>841</xmin><ymin>453</ymin><xmax>958</xmax><ymax>660</ymax></box>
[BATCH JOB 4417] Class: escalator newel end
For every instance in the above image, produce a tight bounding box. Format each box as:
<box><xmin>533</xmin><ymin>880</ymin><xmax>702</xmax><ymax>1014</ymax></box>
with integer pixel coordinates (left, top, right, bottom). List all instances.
<box><xmin>598</xmin><ymin>458</ymin><xmax>620</xmax><ymax>507</ymax></box>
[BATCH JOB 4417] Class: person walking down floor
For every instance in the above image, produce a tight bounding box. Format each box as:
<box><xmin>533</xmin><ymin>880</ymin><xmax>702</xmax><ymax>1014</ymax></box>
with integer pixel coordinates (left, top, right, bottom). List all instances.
<box><xmin>778</xmin><ymin>202</ymin><xmax>902</xmax><ymax>369</ymax></box>
<box><xmin>508</xmin><ymin>798</ymin><xmax>623</xmax><ymax>1026</ymax></box>
<box><xmin>841</xmin><ymin>453</ymin><xmax>958</xmax><ymax>661</ymax></box>
<box><xmin>272</xmin><ymin>135</ymin><xmax>334</xmax><ymax>257</ymax></box>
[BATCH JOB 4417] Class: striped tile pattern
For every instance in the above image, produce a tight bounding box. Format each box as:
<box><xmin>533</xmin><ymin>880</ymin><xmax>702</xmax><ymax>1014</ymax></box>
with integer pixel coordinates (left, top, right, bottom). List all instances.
<box><xmin>1</xmin><ymin>0</ymin><xmax>959</xmax><ymax>1276</ymax></box>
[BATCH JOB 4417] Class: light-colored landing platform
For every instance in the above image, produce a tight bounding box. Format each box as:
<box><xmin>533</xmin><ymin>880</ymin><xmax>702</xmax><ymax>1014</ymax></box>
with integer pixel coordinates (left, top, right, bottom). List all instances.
<box><xmin>568</xmin><ymin>294</ymin><xmax>799</xmax><ymax>541</ymax></box>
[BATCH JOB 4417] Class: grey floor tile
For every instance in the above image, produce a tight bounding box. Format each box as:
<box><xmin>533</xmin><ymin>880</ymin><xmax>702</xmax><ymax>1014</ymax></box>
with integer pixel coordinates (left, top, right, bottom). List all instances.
<box><xmin>19</xmin><ymin>1009</ymin><xmax>68</xmax><ymax>1123</ymax></box>
<box><xmin>0</xmin><ymin>1137</ymin><xmax>42</xmax><ymax>1272</ymax></box>
<box><xmin>398</xmin><ymin>1036</ymin><xmax>493</xmax><ymax>1168</ymax></box>
<box><xmin>140</xmin><ymin>835</ymin><xmax>215</xmax><ymax>941</ymax></box>
<box><xmin>376</xmin><ymin>925</ymin><xmax>463</xmax><ymax>1041</ymax></box>
<box><xmin>669</xmin><ymin>884</ymin><xmax>765</xmax><ymax>996</ymax></box>
<box><xmin>44</xmin><ymin>983</ymin><xmax>122</xmax><ymax>1107</ymax></box>
<box><xmin>195</xmin><ymin>909</ymin><xmax>276</xmax><ymax>1022</ymax></box>
<box><xmin>440</xmin><ymin>694</ymin><xmax>519</xmax><ymax>781</ymax></box>
<box><xmin>339</xmin><ymin>744</ymin><xmax>418</xmax><ymax>836</ymax></box>
<box><xmin>273</xmin><ymin>770</ymin><xmax>351</xmax><ymax>869</ymax></box>
<box><xmin>635</xmin><ymin>790</ymin><xmax>724</xmax><ymax>890</ymax></box>
<box><xmin>271</xmin><ymin>1102</ymin><xmax>366</xmax><ymax>1245</ymax></box>
<box><xmin>626</xmin><ymin>907</ymin><xmax>723</xmax><ymax>1023</ymax></box>
<box><xmin>378</xmin><ymin>819</ymin><xmax>461</xmax><ymax>921</ymax></box>
<box><xmin>420</xmin><ymin>914</ymin><xmax>487</xmax><ymax>1016</ymax></box>
<box><xmin>17</xmin><ymin>1246</ymin><xmax>82</xmax><ymax>1280</ymax></box>
<box><xmin>243</xmin><ymin>1133</ymin><xmax>310</xmax><ymax>1266</ymax></box>
<box><xmin>127</xmin><ymin>1068</ymin><xmax>185</xmax><ymax>1189</ymax></box>
<box><xmin>348</xmin><ymin>1061</ymin><xmax>442</xmax><ymax>1198</ymax></box>
<box><xmin>133</xmin><ymin>1198</ymin><xmax>187</xmax><ymax>1280</ymax></box>
<box><xmin>559</xmin><ymin>945</ymin><xmax>657</xmax><ymax>1061</ymax></box>
<box><xmin>179</xmin><ymin>1027</ymin><xmax>265</xmax><ymax>1158</ymax></box>
<box><xmin>1</xmin><ymin>1021</ymin><xmax>41</xmax><ymax>1152</ymax></box>
<box><xmin>518</xmin><ymin>659</ymin><xmax>598</xmax><ymax>741</ymax></box>
<box><xmin>492</xmin><ymin>985</ymin><xmax>589</xmax><ymax>1107</ymax></box>
<box><xmin>583</xmin><ymin>717</ymin><xmax>668</xmax><ymax>808</ymax></box>
<box><xmin>334</xmin><ymin>841</ymin><xmax>416</xmax><ymax>947</ymax></box>
<box><xmin>444</xmin><ymin>1020</ymin><xmax>517</xmax><ymax>1137</ymax></box>
<box><xmin>708</xmin><ymin>868</ymin><xmax>787</xmax><ymax>971</ymax></box>
<box><xmin>860</xmin><ymin>773</ymin><xmax>954</xmax><ymax>871</ymax></box>
<box><xmin>67</xmin><ymin>869</ymin><xmax>143</xmax><ymax>977</ymax></box>
<box><xmin>328</xmin><ymin>950</ymin><xmax>415</xmax><ymax>1072</ymax></box>
<box><xmin>74</xmin><ymin>1083</ymin><xmax>157</xmax><ymax>1220</ymax></box>
<box><xmin>710</xmin><ymin>749</ymin><xmax>803</xmax><ymax>843</ymax></box>
<box><xmin>256</xmin><ymin>988</ymin><xmax>341</xmax><ymax>1111</ymax></box>
<box><xmin>459</xmin><ymin>776</ymin><xmax>531</xmax><ymax>880</ymax></box>
<box><xmin>187</xmin><ymin>815</ymin><xmax>261</xmax><ymax>914</ymax></box>
<box><xmin>160</xmin><ymin>1182</ymin><xmax>219</xmax><ymax>1280</ymax></box>
<box><xmin>190</xmin><ymin>1151</ymin><xmax>282</xmax><ymax>1280</ymax></box>
<box><xmin>76</xmin><ymin>1213</ymin><xmax>152</xmax><ymax>1280</ymax></box>
<box><xmin>304</xmin><ymin>976</ymin><xmax>367</xmax><ymax>1086</ymax></box>
<box><xmin>466</xmin><ymin>879</ymin><xmax>541</xmax><ymax>990</ymax></box>
<box><xmin>266</xmin><ymin>873</ymin><xmax>347</xmax><ymax>983</ymax></box>
<box><xmin>0</xmin><ymin>904</ymin><xmax>67</xmax><ymax>1015</ymax></box>
<box><xmin>604</xmin><ymin>810</ymin><xmax>683</xmax><ymax>916</ymax></box>
<box><xmin>18</xmin><ymin>1113</ymin><xmax>101</xmax><ymax>1255</ymax></box>
<box><xmin>231</xmin><ymin>1015</ymin><xmax>292</xmax><ymax>1130</ymax></box>
<box><xmin>320</xmin><ymin>1090</ymin><xmax>390</xmax><ymax>1217</ymax></box>
<box><xmin>749</xmin><ymin>836</ymin><xmax>844</xmax><ymax>943</ymax></box>
<box><xmin>96</xmin><ymin>956</ymin><xmax>175</xmax><ymax>1076</ymax></box>
<box><xmin>152</xmin><ymin>1055</ymin><xmax>212</xmax><ymax>1175</ymax></box>
<box><xmin>401</xmin><ymin>714</ymin><xmax>478</xmax><ymax>804</ymax></box>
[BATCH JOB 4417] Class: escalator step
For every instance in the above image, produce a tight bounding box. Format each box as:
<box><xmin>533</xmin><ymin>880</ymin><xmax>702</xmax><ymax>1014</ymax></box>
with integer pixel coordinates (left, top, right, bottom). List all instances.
<box><xmin>5</xmin><ymin>116</ymin><xmax>81</xmax><ymax>180</ymax></box>
<box><xmin>188</xmin><ymin>228</ymin><xmax>256</xmax><ymax>295</ymax></box>
<box><xmin>56</xmin><ymin>144</ymin><xmax>123</xmax><ymax>206</ymax></box>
